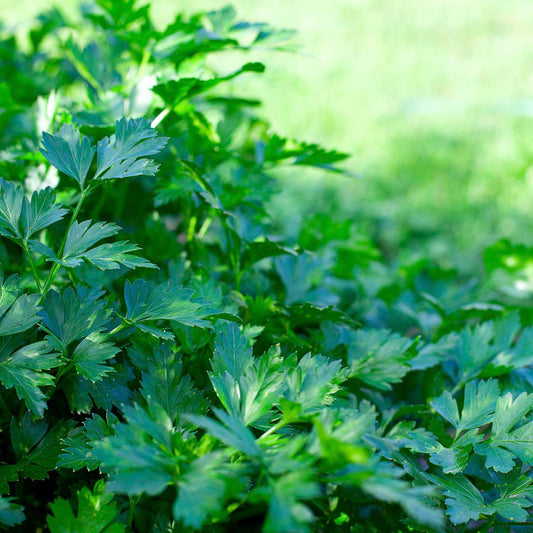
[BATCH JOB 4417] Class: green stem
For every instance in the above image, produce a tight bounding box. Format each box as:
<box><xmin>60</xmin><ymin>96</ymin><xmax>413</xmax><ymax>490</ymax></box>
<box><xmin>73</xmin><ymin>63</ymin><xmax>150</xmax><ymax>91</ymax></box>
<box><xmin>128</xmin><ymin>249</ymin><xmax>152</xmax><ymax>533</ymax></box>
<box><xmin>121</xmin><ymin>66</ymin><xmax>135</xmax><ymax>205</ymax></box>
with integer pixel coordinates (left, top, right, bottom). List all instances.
<box><xmin>41</xmin><ymin>188</ymin><xmax>87</xmax><ymax>295</ymax></box>
<box><xmin>197</xmin><ymin>217</ymin><xmax>212</xmax><ymax>239</ymax></box>
<box><xmin>39</xmin><ymin>324</ymin><xmax>65</xmax><ymax>356</ymax></box>
<box><xmin>186</xmin><ymin>216</ymin><xmax>197</xmax><ymax>242</ymax></box>
<box><xmin>22</xmin><ymin>241</ymin><xmax>42</xmax><ymax>292</ymax></box>
<box><xmin>101</xmin><ymin>321</ymin><xmax>128</xmax><ymax>343</ymax></box>
<box><xmin>55</xmin><ymin>363</ymin><xmax>74</xmax><ymax>383</ymax></box>
<box><xmin>258</xmin><ymin>419</ymin><xmax>287</xmax><ymax>442</ymax></box>
<box><xmin>450</xmin><ymin>377</ymin><xmax>467</xmax><ymax>397</ymax></box>
<box><xmin>151</xmin><ymin>107</ymin><xmax>171</xmax><ymax>128</ymax></box>
<box><xmin>137</xmin><ymin>47</ymin><xmax>151</xmax><ymax>80</ymax></box>
<box><xmin>222</xmin><ymin>221</ymin><xmax>242</xmax><ymax>290</ymax></box>
<box><xmin>127</xmin><ymin>495</ymin><xmax>141</xmax><ymax>529</ymax></box>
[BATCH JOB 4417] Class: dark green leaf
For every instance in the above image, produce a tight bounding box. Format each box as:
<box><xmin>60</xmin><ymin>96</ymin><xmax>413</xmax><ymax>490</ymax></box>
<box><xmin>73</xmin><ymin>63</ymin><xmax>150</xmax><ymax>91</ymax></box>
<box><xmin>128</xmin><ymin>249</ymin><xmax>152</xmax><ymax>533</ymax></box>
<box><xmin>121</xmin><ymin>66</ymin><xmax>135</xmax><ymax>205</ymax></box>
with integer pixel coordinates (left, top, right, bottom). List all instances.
<box><xmin>40</xmin><ymin>286</ymin><xmax>110</xmax><ymax>351</ymax></box>
<box><xmin>124</xmin><ymin>280</ymin><xmax>223</xmax><ymax>338</ymax></box>
<box><xmin>33</xmin><ymin>219</ymin><xmax>156</xmax><ymax>270</ymax></box>
<box><xmin>47</xmin><ymin>480</ymin><xmax>125</xmax><ymax>533</ymax></box>
<box><xmin>0</xmin><ymin>340</ymin><xmax>59</xmax><ymax>415</ymax></box>
<box><xmin>187</xmin><ymin>408</ymin><xmax>261</xmax><ymax>457</ymax></box>
<box><xmin>94</xmin><ymin>118</ymin><xmax>168</xmax><ymax>181</ymax></box>
<box><xmin>40</xmin><ymin>124</ymin><xmax>96</xmax><ymax>188</ymax></box>
<box><xmin>0</xmin><ymin>497</ymin><xmax>24</xmax><ymax>528</ymax></box>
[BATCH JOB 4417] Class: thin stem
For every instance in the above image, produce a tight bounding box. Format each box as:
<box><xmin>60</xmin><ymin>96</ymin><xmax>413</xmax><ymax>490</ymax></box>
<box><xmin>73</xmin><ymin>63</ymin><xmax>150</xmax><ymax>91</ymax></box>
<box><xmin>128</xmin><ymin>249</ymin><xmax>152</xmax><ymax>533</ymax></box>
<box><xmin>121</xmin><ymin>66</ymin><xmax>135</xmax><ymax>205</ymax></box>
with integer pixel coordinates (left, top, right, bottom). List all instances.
<box><xmin>186</xmin><ymin>216</ymin><xmax>197</xmax><ymax>242</ymax></box>
<box><xmin>101</xmin><ymin>321</ymin><xmax>128</xmax><ymax>343</ymax></box>
<box><xmin>222</xmin><ymin>221</ymin><xmax>241</xmax><ymax>290</ymax></box>
<box><xmin>39</xmin><ymin>324</ymin><xmax>65</xmax><ymax>356</ymax></box>
<box><xmin>258</xmin><ymin>419</ymin><xmax>287</xmax><ymax>442</ymax></box>
<box><xmin>151</xmin><ymin>108</ymin><xmax>171</xmax><ymax>129</ymax></box>
<box><xmin>127</xmin><ymin>495</ymin><xmax>141</xmax><ymax>529</ymax></box>
<box><xmin>55</xmin><ymin>363</ymin><xmax>74</xmax><ymax>383</ymax></box>
<box><xmin>22</xmin><ymin>241</ymin><xmax>42</xmax><ymax>292</ymax></box>
<box><xmin>137</xmin><ymin>47</ymin><xmax>151</xmax><ymax>80</ymax></box>
<box><xmin>450</xmin><ymin>377</ymin><xmax>467</xmax><ymax>397</ymax></box>
<box><xmin>197</xmin><ymin>217</ymin><xmax>212</xmax><ymax>239</ymax></box>
<box><xmin>41</xmin><ymin>188</ymin><xmax>87</xmax><ymax>295</ymax></box>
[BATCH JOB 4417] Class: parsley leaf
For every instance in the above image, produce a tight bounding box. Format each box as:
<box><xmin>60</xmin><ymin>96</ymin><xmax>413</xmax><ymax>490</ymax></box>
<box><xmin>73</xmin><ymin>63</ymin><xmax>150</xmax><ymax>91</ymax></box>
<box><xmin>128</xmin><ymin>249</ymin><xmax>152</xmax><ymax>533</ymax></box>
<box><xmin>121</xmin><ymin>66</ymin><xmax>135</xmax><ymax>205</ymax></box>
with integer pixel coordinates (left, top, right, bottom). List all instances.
<box><xmin>94</xmin><ymin>118</ymin><xmax>168</xmax><ymax>181</ymax></box>
<box><xmin>47</xmin><ymin>480</ymin><xmax>124</xmax><ymax>533</ymax></box>
<box><xmin>0</xmin><ymin>179</ymin><xmax>24</xmax><ymax>240</ymax></box>
<box><xmin>347</xmin><ymin>329</ymin><xmax>416</xmax><ymax>390</ymax></box>
<box><xmin>0</xmin><ymin>339</ymin><xmax>59</xmax><ymax>415</ymax></box>
<box><xmin>0</xmin><ymin>274</ymin><xmax>41</xmax><ymax>336</ymax></box>
<box><xmin>431</xmin><ymin>379</ymin><xmax>499</xmax><ymax>433</ymax></box>
<box><xmin>211</xmin><ymin>322</ymin><xmax>253</xmax><ymax>378</ymax></box>
<box><xmin>21</xmin><ymin>187</ymin><xmax>68</xmax><ymax>240</ymax></box>
<box><xmin>173</xmin><ymin>451</ymin><xmax>247</xmax><ymax>529</ymax></box>
<box><xmin>40</xmin><ymin>123</ymin><xmax>96</xmax><ymax>188</ymax></box>
<box><xmin>40</xmin><ymin>286</ymin><xmax>110</xmax><ymax>352</ymax></box>
<box><xmin>124</xmin><ymin>279</ymin><xmax>223</xmax><ymax>339</ymax></box>
<box><xmin>475</xmin><ymin>391</ymin><xmax>533</xmax><ymax>472</ymax></box>
<box><xmin>0</xmin><ymin>497</ymin><xmax>24</xmax><ymax>528</ymax></box>
<box><xmin>32</xmin><ymin>220</ymin><xmax>156</xmax><ymax>270</ymax></box>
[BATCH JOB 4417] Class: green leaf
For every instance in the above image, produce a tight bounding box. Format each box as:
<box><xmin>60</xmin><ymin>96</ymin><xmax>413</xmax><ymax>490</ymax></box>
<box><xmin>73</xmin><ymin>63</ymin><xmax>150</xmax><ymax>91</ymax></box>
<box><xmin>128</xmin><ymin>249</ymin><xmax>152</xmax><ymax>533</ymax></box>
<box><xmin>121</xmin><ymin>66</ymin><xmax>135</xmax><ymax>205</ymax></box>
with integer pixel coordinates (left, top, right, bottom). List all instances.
<box><xmin>93</xmin><ymin>403</ymin><xmax>177</xmax><ymax>496</ymax></box>
<box><xmin>314</xmin><ymin>419</ymin><xmax>371</xmax><ymax>469</ymax></box>
<box><xmin>401</xmin><ymin>428</ymin><xmax>481</xmax><ymax>474</ymax></box>
<box><xmin>493</xmin><ymin>391</ymin><xmax>533</xmax><ymax>435</ymax></box>
<box><xmin>439</xmin><ymin>476</ymin><xmax>491</xmax><ymax>525</ymax></box>
<box><xmin>241</xmin><ymin>238</ymin><xmax>296</xmax><ymax>270</ymax></box>
<box><xmin>20</xmin><ymin>187</ymin><xmax>67</xmax><ymax>240</ymax></box>
<box><xmin>40</xmin><ymin>286</ymin><xmax>110</xmax><ymax>351</ymax></box>
<box><xmin>452</xmin><ymin>313</ymin><xmax>533</xmax><ymax>379</ymax></box>
<box><xmin>9</xmin><ymin>415</ymin><xmax>75</xmax><ymax>480</ymax></box>
<box><xmin>0</xmin><ymin>496</ymin><xmax>24</xmax><ymax>528</ymax></box>
<box><xmin>173</xmin><ymin>451</ymin><xmax>247</xmax><ymax>529</ymax></box>
<box><xmin>490</xmin><ymin>497</ymin><xmax>529</xmax><ymax>522</ymax></box>
<box><xmin>32</xmin><ymin>219</ymin><xmax>156</xmax><ymax>270</ymax></box>
<box><xmin>0</xmin><ymin>294</ymin><xmax>41</xmax><ymax>337</ymax></box>
<box><xmin>124</xmin><ymin>280</ymin><xmax>223</xmax><ymax>339</ymax></box>
<box><xmin>187</xmin><ymin>408</ymin><xmax>261</xmax><ymax>457</ymax></box>
<box><xmin>347</xmin><ymin>329</ymin><xmax>415</xmax><ymax>390</ymax></box>
<box><xmin>282</xmin><ymin>353</ymin><xmax>348</xmax><ymax>416</ymax></box>
<box><xmin>475</xmin><ymin>391</ymin><xmax>533</xmax><ymax>472</ymax></box>
<box><xmin>0</xmin><ymin>178</ymin><xmax>24</xmax><ymax>239</ymax></box>
<box><xmin>410</xmin><ymin>334</ymin><xmax>457</xmax><ymax>370</ymax></box>
<box><xmin>63</xmin><ymin>365</ymin><xmax>133</xmax><ymax>413</ymax></box>
<box><xmin>59</xmin><ymin>413</ymin><xmax>118</xmax><ymax>471</ymax></box>
<box><xmin>40</xmin><ymin>123</ymin><xmax>96</xmax><ymax>188</ymax></box>
<box><xmin>211</xmin><ymin>345</ymin><xmax>285</xmax><ymax>426</ymax></box>
<box><xmin>459</xmin><ymin>379</ymin><xmax>500</xmax><ymax>431</ymax></box>
<box><xmin>0</xmin><ymin>339</ymin><xmax>59</xmax><ymax>415</ymax></box>
<box><xmin>71</xmin><ymin>337</ymin><xmax>118</xmax><ymax>382</ymax></box>
<box><xmin>94</xmin><ymin>117</ymin><xmax>168</xmax><ymax>181</ymax></box>
<box><xmin>361</xmin><ymin>468</ymin><xmax>444</xmax><ymax>529</ymax></box>
<box><xmin>211</xmin><ymin>323</ymin><xmax>253</xmax><ymax>379</ymax></box>
<box><xmin>431</xmin><ymin>379</ymin><xmax>499</xmax><ymax>433</ymax></box>
<box><xmin>259</xmin><ymin>470</ymin><xmax>320</xmax><ymax>533</ymax></box>
<box><xmin>430</xmin><ymin>430</ymin><xmax>482</xmax><ymax>474</ymax></box>
<box><xmin>0</xmin><ymin>274</ymin><xmax>41</xmax><ymax>337</ymax></box>
<box><xmin>153</xmin><ymin>62</ymin><xmax>265</xmax><ymax>107</ymax></box>
<box><xmin>275</xmin><ymin>253</ymin><xmax>328</xmax><ymax>305</ymax></box>
<box><xmin>47</xmin><ymin>480</ymin><xmax>125</xmax><ymax>533</ymax></box>
<box><xmin>129</xmin><ymin>342</ymin><xmax>206</xmax><ymax>423</ymax></box>
<box><xmin>489</xmin><ymin>470</ymin><xmax>533</xmax><ymax>521</ymax></box>
<box><xmin>262</xmin><ymin>133</ymin><xmax>350</xmax><ymax>174</ymax></box>
<box><xmin>430</xmin><ymin>391</ymin><xmax>460</xmax><ymax>428</ymax></box>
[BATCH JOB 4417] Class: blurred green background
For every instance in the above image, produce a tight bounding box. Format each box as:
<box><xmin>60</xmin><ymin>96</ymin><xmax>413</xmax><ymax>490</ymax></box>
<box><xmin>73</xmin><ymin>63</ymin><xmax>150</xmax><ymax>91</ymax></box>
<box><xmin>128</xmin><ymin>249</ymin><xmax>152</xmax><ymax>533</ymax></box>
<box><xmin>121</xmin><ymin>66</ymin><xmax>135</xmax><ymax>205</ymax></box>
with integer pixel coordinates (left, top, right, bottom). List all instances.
<box><xmin>6</xmin><ymin>0</ymin><xmax>533</xmax><ymax>269</ymax></box>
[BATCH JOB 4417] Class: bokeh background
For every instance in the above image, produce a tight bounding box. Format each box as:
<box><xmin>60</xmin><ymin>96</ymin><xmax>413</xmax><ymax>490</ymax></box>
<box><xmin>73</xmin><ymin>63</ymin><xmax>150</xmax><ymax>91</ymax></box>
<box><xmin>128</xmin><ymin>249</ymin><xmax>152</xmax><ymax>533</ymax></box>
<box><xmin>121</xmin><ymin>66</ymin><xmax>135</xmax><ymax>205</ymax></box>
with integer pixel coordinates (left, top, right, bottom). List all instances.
<box><xmin>6</xmin><ymin>0</ymin><xmax>533</xmax><ymax>270</ymax></box>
